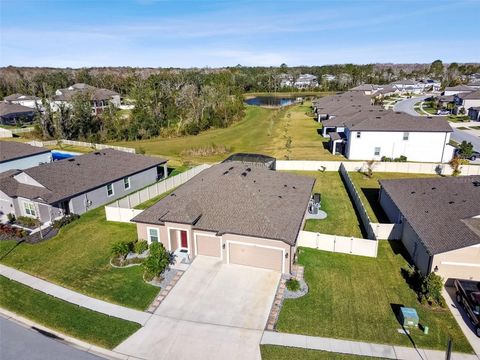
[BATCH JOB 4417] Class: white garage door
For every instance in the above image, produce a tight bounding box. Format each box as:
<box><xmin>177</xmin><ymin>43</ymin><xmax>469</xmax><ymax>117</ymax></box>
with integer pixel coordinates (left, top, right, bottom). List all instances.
<box><xmin>228</xmin><ymin>242</ymin><xmax>284</xmax><ymax>272</ymax></box>
<box><xmin>196</xmin><ymin>235</ymin><xmax>221</xmax><ymax>257</ymax></box>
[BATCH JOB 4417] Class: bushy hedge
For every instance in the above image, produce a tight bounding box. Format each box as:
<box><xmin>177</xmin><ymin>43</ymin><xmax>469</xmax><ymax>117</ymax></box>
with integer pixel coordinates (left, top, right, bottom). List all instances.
<box><xmin>52</xmin><ymin>214</ymin><xmax>80</xmax><ymax>229</ymax></box>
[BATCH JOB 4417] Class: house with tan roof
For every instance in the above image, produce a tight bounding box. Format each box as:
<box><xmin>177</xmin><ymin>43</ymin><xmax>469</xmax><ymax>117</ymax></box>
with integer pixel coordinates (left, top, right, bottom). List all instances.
<box><xmin>132</xmin><ymin>161</ymin><xmax>315</xmax><ymax>273</ymax></box>
<box><xmin>379</xmin><ymin>176</ymin><xmax>480</xmax><ymax>282</ymax></box>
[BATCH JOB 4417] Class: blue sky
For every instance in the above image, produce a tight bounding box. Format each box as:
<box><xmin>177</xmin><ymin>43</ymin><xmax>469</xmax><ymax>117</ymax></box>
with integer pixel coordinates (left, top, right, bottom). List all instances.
<box><xmin>0</xmin><ymin>0</ymin><xmax>479</xmax><ymax>68</ymax></box>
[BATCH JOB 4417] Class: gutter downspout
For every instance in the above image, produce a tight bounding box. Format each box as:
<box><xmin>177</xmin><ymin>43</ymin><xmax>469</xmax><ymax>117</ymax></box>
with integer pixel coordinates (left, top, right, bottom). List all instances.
<box><xmin>440</xmin><ymin>131</ymin><xmax>448</xmax><ymax>163</ymax></box>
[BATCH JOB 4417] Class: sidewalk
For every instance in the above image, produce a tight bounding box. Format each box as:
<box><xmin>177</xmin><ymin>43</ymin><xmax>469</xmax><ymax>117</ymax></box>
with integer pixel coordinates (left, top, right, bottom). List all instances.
<box><xmin>0</xmin><ymin>264</ymin><xmax>151</xmax><ymax>325</ymax></box>
<box><xmin>261</xmin><ymin>331</ymin><xmax>480</xmax><ymax>360</ymax></box>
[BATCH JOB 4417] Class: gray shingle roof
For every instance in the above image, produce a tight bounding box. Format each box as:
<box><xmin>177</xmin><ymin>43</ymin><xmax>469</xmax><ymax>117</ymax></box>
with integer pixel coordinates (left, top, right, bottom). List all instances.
<box><xmin>444</xmin><ymin>85</ymin><xmax>474</xmax><ymax>92</ymax></box>
<box><xmin>0</xmin><ymin>102</ymin><xmax>36</xmax><ymax>117</ymax></box>
<box><xmin>54</xmin><ymin>84</ymin><xmax>119</xmax><ymax>102</ymax></box>
<box><xmin>323</xmin><ymin>109</ymin><xmax>452</xmax><ymax>132</ymax></box>
<box><xmin>458</xmin><ymin>90</ymin><xmax>480</xmax><ymax>100</ymax></box>
<box><xmin>0</xmin><ymin>141</ymin><xmax>50</xmax><ymax>163</ymax></box>
<box><xmin>0</xmin><ymin>149</ymin><xmax>167</xmax><ymax>204</ymax></box>
<box><xmin>4</xmin><ymin>94</ymin><xmax>41</xmax><ymax>101</ymax></box>
<box><xmin>132</xmin><ymin>162</ymin><xmax>315</xmax><ymax>245</ymax></box>
<box><xmin>380</xmin><ymin>176</ymin><xmax>480</xmax><ymax>255</ymax></box>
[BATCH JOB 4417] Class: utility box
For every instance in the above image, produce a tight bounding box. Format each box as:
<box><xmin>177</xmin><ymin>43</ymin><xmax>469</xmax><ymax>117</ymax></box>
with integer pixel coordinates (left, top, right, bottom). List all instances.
<box><xmin>399</xmin><ymin>307</ymin><xmax>419</xmax><ymax>327</ymax></box>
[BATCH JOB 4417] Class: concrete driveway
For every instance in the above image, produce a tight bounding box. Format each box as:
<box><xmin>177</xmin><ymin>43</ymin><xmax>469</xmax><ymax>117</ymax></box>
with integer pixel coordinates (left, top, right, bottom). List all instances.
<box><xmin>115</xmin><ymin>256</ymin><xmax>280</xmax><ymax>360</ymax></box>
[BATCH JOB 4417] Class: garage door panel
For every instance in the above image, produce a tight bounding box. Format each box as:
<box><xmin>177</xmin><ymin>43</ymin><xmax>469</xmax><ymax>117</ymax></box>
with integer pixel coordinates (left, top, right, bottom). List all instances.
<box><xmin>228</xmin><ymin>243</ymin><xmax>283</xmax><ymax>272</ymax></box>
<box><xmin>196</xmin><ymin>235</ymin><xmax>221</xmax><ymax>257</ymax></box>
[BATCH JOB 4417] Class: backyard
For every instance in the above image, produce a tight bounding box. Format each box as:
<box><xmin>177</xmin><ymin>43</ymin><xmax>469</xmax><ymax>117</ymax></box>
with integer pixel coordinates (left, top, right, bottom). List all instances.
<box><xmin>0</xmin><ymin>206</ymin><xmax>159</xmax><ymax>310</ymax></box>
<box><xmin>276</xmin><ymin>243</ymin><xmax>473</xmax><ymax>353</ymax></box>
<box><xmin>0</xmin><ymin>276</ymin><xmax>140</xmax><ymax>349</ymax></box>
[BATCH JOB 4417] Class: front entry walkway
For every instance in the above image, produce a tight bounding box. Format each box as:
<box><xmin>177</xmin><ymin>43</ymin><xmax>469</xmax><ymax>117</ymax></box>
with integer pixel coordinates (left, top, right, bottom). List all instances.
<box><xmin>115</xmin><ymin>256</ymin><xmax>281</xmax><ymax>360</ymax></box>
<box><xmin>0</xmin><ymin>264</ymin><xmax>151</xmax><ymax>325</ymax></box>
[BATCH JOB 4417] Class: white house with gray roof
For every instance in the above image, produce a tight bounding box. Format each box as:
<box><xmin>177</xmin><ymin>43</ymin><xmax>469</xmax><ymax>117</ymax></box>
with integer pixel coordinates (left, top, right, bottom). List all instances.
<box><xmin>379</xmin><ymin>176</ymin><xmax>480</xmax><ymax>282</ymax></box>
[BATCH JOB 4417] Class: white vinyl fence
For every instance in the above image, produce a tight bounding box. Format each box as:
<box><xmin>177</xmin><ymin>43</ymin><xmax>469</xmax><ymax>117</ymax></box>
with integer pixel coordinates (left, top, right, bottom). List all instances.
<box><xmin>276</xmin><ymin>160</ymin><xmax>480</xmax><ymax>176</ymax></box>
<box><xmin>0</xmin><ymin>128</ymin><xmax>13</xmax><ymax>138</ymax></box>
<box><xmin>27</xmin><ymin>139</ymin><xmax>136</xmax><ymax>154</ymax></box>
<box><xmin>10</xmin><ymin>127</ymin><xmax>34</xmax><ymax>134</ymax></box>
<box><xmin>297</xmin><ymin>231</ymin><xmax>378</xmax><ymax>258</ymax></box>
<box><xmin>105</xmin><ymin>164</ymin><xmax>211</xmax><ymax>222</ymax></box>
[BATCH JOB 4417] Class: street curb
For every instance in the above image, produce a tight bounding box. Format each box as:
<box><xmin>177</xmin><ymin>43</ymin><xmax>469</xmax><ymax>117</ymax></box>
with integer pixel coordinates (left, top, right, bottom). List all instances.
<box><xmin>0</xmin><ymin>307</ymin><xmax>145</xmax><ymax>360</ymax></box>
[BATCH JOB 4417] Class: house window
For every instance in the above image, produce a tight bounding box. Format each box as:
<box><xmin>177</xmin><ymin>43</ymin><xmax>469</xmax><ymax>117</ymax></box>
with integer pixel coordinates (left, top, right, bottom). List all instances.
<box><xmin>24</xmin><ymin>202</ymin><xmax>36</xmax><ymax>217</ymax></box>
<box><xmin>356</xmin><ymin>132</ymin><xmax>361</xmax><ymax>138</ymax></box>
<box><xmin>123</xmin><ymin>177</ymin><xmax>130</xmax><ymax>190</ymax></box>
<box><xmin>403</xmin><ymin>132</ymin><xmax>409</xmax><ymax>141</ymax></box>
<box><xmin>148</xmin><ymin>228</ymin><xmax>159</xmax><ymax>243</ymax></box>
<box><xmin>106</xmin><ymin>183</ymin><xmax>114</xmax><ymax>197</ymax></box>
<box><xmin>374</xmin><ymin>147</ymin><xmax>381</xmax><ymax>156</ymax></box>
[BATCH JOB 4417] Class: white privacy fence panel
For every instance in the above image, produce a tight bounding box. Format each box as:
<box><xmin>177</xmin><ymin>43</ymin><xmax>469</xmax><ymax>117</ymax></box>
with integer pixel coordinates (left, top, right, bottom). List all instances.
<box><xmin>276</xmin><ymin>160</ymin><xmax>480</xmax><ymax>176</ymax></box>
<box><xmin>370</xmin><ymin>223</ymin><xmax>403</xmax><ymax>240</ymax></box>
<box><xmin>27</xmin><ymin>139</ymin><xmax>136</xmax><ymax>153</ymax></box>
<box><xmin>10</xmin><ymin>127</ymin><xmax>34</xmax><ymax>134</ymax></box>
<box><xmin>0</xmin><ymin>128</ymin><xmax>13</xmax><ymax>138</ymax></box>
<box><xmin>105</xmin><ymin>164</ymin><xmax>211</xmax><ymax>222</ymax></box>
<box><xmin>297</xmin><ymin>231</ymin><xmax>378</xmax><ymax>258</ymax></box>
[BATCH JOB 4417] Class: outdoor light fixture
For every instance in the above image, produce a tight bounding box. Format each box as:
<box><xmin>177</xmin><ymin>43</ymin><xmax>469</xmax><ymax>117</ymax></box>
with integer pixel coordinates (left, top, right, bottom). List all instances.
<box><xmin>434</xmin><ymin>266</ymin><xmax>439</xmax><ymax>272</ymax></box>
<box><xmin>222</xmin><ymin>244</ymin><xmax>225</xmax><ymax>250</ymax></box>
<box><xmin>285</xmin><ymin>253</ymin><xmax>288</xmax><ymax>259</ymax></box>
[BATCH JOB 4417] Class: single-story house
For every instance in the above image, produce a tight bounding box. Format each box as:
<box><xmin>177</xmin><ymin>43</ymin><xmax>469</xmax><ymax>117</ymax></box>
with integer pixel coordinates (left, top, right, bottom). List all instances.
<box><xmin>468</xmin><ymin>80</ymin><xmax>480</xmax><ymax>90</ymax></box>
<box><xmin>322</xmin><ymin>109</ymin><xmax>454</xmax><ymax>163</ymax></box>
<box><xmin>436</xmin><ymin>95</ymin><xmax>454</xmax><ymax>109</ymax></box>
<box><xmin>0</xmin><ymin>149</ymin><xmax>167</xmax><ymax>224</ymax></box>
<box><xmin>132</xmin><ymin>161</ymin><xmax>315</xmax><ymax>274</ymax></box>
<box><xmin>390</xmin><ymin>80</ymin><xmax>424</xmax><ymax>94</ymax></box>
<box><xmin>312</xmin><ymin>91</ymin><xmax>378</xmax><ymax>121</ymax></box>
<box><xmin>349</xmin><ymin>84</ymin><xmax>380</xmax><ymax>95</ymax></box>
<box><xmin>4</xmin><ymin>94</ymin><xmax>42</xmax><ymax>109</ymax></box>
<box><xmin>51</xmin><ymin>83</ymin><xmax>121</xmax><ymax>115</ymax></box>
<box><xmin>0</xmin><ymin>102</ymin><xmax>36</xmax><ymax>125</ymax></box>
<box><xmin>468</xmin><ymin>106</ymin><xmax>480</xmax><ymax>121</ymax></box>
<box><xmin>453</xmin><ymin>90</ymin><xmax>480</xmax><ymax>115</ymax></box>
<box><xmin>379</xmin><ymin>176</ymin><xmax>480</xmax><ymax>282</ymax></box>
<box><xmin>442</xmin><ymin>85</ymin><xmax>475</xmax><ymax>97</ymax></box>
<box><xmin>0</xmin><ymin>141</ymin><xmax>52</xmax><ymax>173</ymax></box>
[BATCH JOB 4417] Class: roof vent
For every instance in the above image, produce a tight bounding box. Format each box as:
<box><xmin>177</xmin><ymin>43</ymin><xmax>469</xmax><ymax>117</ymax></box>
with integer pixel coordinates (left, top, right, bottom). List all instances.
<box><xmin>473</xmin><ymin>181</ymin><xmax>480</xmax><ymax>187</ymax></box>
<box><xmin>431</xmin><ymin>187</ymin><xmax>436</xmax><ymax>190</ymax></box>
<box><xmin>94</xmin><ymin>152</ymin><xmax>101</xmax><ymax>155</ymax></box>
<box><xmin>375</xmin><ymin>116</ymin><xmax>381</xmax><ymax>119</ymax></box>
<box><xmin>448</xmin><ymin>201</ymin><xmax>454</xmax><ymax>204</ymax></box>
<box><xmin>278</xmin><ymin>195</ymin><xmax>282</xmax><ymax>198</ymax></box>
<box><xmin>241</xmin><ymin>172</ymin><xmax>247</xmax><ymax>177</ymax></box>
<box><xmin>229</xmin><ymin>166</ymin><xmax>234</xmax><ymax>171</ymax></box>
<box><xmin>68</xmin><ymin>158</ymin><xmax>75</xmax><ymax>162</ymax></box>
<box><xmin>246</xmin><ymin>168</ymin><xmax>251</xmax><ymax>172</ymax></box>
<box><xmin>410</xmin><ymin>191</ymin><xmax>416</xmax><ymax>194</ymax></box>
<box><xmin>223</xmin><ymin>171</ymin><xmax>229</xmax><ymax>175</ymax></box>
<box><xmin>293</xmin><ymin>186</ymin><xmax>296</xmax><ymax>189</ymax></box>
<box><xmin>76</xmin><ymin>163</ymin><xmax>80</xmax><ymax>166</ymax></box>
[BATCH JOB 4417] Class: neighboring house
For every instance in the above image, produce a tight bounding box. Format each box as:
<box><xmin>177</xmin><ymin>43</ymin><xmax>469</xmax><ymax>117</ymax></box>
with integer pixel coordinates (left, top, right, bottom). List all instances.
<box><xmin>278</xmin><ymin>73</ymin><xmax>294</xmax><ymax>88</ymax></box>
<box><xmin>0</xmin><ymin>141</ymin><xmax>52</xmax><ymax>173</ymax></box>
<box><xmin>379</xmin><ymin>176</ymin><xmax>480</xmax><ymax>282</ymax></box>
<box><xmin>453</xmin><ymin>90</ymin><xmax>480</xmax><ymax>115</ymax></box>
<box><xmin>419</xmin><ymin>79</ymin><xmax>441</xmax><ymax>92</ymax></box>
<box><xmin>51</xmin><ymin>83</ymin><xmax>121</xmax><ymax>115</ymax></box>
<box><xmin>468</xmin><ymin>106</ymin><xmax>480</xmax><ymax>121</ymax></box>
<box><xmin>323</xmin><ymin>74</ymin><xmax>336</xmax><ymax>82</ymax></box>
<box><xmin>132</xmin><ymin>161</ymin><xmax>315</xmax><ymax>274</ymax></box>
<box><xmin>0</xmin><ymin>149</ymin><xmax>167</xmax><ymax>224</ymax></box>
<box><xmin>4</xmin><ymin>94</ymin><xmax>42</xmax><ymax>109</ymax></box>
<box><xmin>436</xmin><ymin>95</ymin><xmax>454</xmax><ymax>109</ymax></box>
<box><xmin>390</xmin><ymin>80</ymin><xmax>424</xmax><ymax>94</ymax></box>
<box><xmin>322</xmin><ymin>110</ymin><xmax>454</xmax><ymax>163</ymax></box>
<box><xmin>0</xmin><ymin>102</ymin><xmax>36</xmax><ymax>125</ymax></box>
<box><xmin>373</xmin><ymin>85</ymin><xmax>401</xmax><ymax>98</ymax></box>
<box><xmin>312</xmin><ymin>91</ymin><xmax>378</xmax><ymax>121</ymax></box>
<box><xmin>349</xmin><ymin>84</ymin><xmax>380</xmax><ymax>95</ymax></box>
<box><xmin>442</xmin><ymin>85</ymin><xmax>475</xmax><ymax>97</ymax></box>
<box><xmin>468</xmin><ymin>80</ymin><xmax>480</xmax><ymax>90</ymax></box>
<box><xmin>294</xmin><ymin>74</ymin><xmax>318</xmax><ymax>88</ymax></box>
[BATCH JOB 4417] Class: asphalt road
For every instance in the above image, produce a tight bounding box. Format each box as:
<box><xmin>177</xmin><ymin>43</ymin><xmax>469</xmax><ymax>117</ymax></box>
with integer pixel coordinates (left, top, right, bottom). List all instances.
<box><xmin>0</xmin><ymin>317</ymin><xmax>103</xmax><ymax>360</ymax></box>
<box><xmin>394</xmin><ymin>96</ymin><xmax>480</xmax><ymax>152</ymax></box>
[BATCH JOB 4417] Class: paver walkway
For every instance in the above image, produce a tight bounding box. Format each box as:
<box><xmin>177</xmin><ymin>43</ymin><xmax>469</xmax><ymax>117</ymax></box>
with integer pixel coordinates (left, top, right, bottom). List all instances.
<box><xmin>0</xmin><ymin>264</ymin><xmax>151</xmax><ymax>325</ymax></box>
<box><xmin>261</xmin><ymin>331</ymin><xmax>479</xmax><ymax>360</ymax></box>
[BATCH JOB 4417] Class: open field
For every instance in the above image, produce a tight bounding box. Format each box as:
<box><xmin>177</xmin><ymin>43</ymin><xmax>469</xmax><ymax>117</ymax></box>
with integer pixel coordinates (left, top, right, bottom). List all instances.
<box><xmin>276</xmin><ymin>243</ymin><xmax>473</xmax><ymax>353</ymax></box>
<box><xmin>0</xmin><ymin>207</ymin><xmax>158</xmax><ymax>310</ymax></box>
<box><xmin>260</xmin><ymin>345</ymin><xmax>373</xmax><ymax>360</ymax></box>
<box><xmin>348</xmin><ymin>172</ymin><xmax>440</xmax><ymax>223</ymax></box>
<box><xmin>0</xmin><ymin>276</ymin><xmax>140</xmax><ymax>349</ymax></box>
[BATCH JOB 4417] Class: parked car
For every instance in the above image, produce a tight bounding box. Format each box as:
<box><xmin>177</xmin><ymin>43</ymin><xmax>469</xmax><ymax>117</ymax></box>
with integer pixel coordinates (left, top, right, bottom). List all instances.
<box><xmin>454</xmin><ymin>279</ymin><xmax>480</xmax><ymax>337</ymax></box>
<box><xmin>437</xmin><ymin>109</ymin><xmax>450</xmax><ymax>115</ymax></box>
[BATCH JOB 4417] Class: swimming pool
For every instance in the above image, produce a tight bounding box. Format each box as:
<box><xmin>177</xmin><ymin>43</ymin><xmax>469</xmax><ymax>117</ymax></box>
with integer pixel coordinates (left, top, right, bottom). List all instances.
<box><xmin>51</xmin><ymin>150</ymin><xmax>80</xmax><ymax>161</ymax></box>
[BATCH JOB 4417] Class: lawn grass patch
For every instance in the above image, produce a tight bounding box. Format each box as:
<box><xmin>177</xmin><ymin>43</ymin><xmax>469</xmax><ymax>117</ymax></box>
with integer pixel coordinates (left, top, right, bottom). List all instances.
<box><xmin>288</xmin><ymin>171</ymin><xmax>363</xmax><ymax>238</ymax></box>
<box><xmin>0</xmin><ymin>276</ymin><xmax>140</xmax><ymax>349</ymax></box>
<box><xmin>456</xmin><ymin>126</ymin><xmax>469</xmax><ymax>130</ymax></box>
<box><xmin>469</xmin><ymin>125</ymin><xmax>480</xmax><ymax>130</ymax></box>
<box><xmin>348</xmin><ymin>172</ymin><xmax>441</xmax><ymax>223</ymax></box>
<box><xmin>276</xmin><ymin>243</ymin><xmax>472</xmax><ymax>353</ymax></box>
<box><xmin>0</xmin><ymin>206</ymin><xmax>159</xmax><ymax>310</ymax></box>
<box><xmin>260</xmin><ymin>345</ymin><xmax>372</xmax><ymax>359</ymax></box>
<box><xmin>134</xmin><ymin>188</ymin><xmax>177</xmax><ymax>210</ymax></box>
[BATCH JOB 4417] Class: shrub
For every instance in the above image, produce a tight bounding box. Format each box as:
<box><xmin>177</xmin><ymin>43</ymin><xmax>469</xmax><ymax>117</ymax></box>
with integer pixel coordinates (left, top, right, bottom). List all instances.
<box><xmin>111</xmin><ymin>241</ymin><xmax>130</xmax><ymax>259</ymax></box>
<box><xmin>134</xmin><ymin>240</ymin><xmax>148</xmax><ymax>254</ymax></box>
<box><xmin>394</xmin><ymin>155</ymin><xmax>407</xmax><ymax>162</ymax></box>
<box><xmin>52</xmin><ymin>214</ymin><xmax>80</xmax><ymax>229</ymax></box>
<box><xmin>16</xmin><ymin>216</ymin><xmax>40</xmax><ymax>228</ymax></box>
<box><xmin>286</xmin><ymin>278</ymin><xmax>301</xmax><ymax>292</ymax></box>
<box><xmin>0</xmin><ymin>224</ymin><xmax>28</xmax><ymax>239</ymax></box>
<box><xmin>421</xmin><ymin>272</ymin><xmax>445</xmax><ymax>307</ymax></box>
<box><xmin>381</xmin><ymin>156</ymin><xmax>392</xmax><ymax>162</ymax></box>
<box><xmin>7</xmin><ymin>213</ymin><xmax>16</xmax><ymax>223</ymax></box>
<box><xmin>142</xmin><ymin>242</ymin><xmax>175</xmax><ymax>280</ymax></box>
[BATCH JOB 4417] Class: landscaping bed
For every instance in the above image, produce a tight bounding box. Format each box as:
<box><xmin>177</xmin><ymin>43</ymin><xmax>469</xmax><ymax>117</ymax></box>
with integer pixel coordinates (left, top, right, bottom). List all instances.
<box><xmin>0</xmin><ymin>275</ymin><xmax>140</xmax><ymax>349</ymax></box>
<box><xmin>276</xmin><ymin>243</ymin><xmax>473</xmax><ymax>353</ymax></box>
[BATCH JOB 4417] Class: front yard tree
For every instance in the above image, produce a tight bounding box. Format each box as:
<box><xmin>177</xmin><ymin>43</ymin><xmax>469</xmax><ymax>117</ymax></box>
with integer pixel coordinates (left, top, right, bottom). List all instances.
<box><xmin>458</xmin><ymin>140</ymin><xmax>474</xmax><ymax>159</ymax></box>
<box><xmin>143</xmin><ymin>242</ymin><xmax>175</xmax><ymax>280</ymax></box>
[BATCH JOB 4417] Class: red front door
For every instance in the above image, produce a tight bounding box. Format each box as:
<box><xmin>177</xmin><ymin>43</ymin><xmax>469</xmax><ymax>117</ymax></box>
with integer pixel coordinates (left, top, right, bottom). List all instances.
<box><xmin>180</xmin><ymin>231</ymin><xmax>188</xmax><ymax>248</ymax></box>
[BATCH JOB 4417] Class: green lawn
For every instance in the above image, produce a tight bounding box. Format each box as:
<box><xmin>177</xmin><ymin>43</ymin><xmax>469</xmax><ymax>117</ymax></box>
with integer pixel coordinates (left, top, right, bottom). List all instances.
<box><xmin>289</xmin><ymin>171</ymin><xmax>363</xmax><ymax>238</ymax></box>
<box><xmin>261</xmin><ymin>345</ymin><xmax>373</xmax><ymax>360</ymax></box>
<box><xmin>0</xmin><ymin>276</ymin><xmax>140</xmax><ymax>349</ymax></box>
<box><xmin>134</xmin><ymin>188</ymin><xmax>176</xmax><ymax>209</ymax></box>
<box><xmin>277</xmin><ymin>243</ymin><xmax>473</xmax><ymax>353</ymax></box>
<box><xmin>0</xmin><ymin>207</ymin><xmax>159</xmax><ymax>310</ymax></box>
<box><xmin>348</xmin><ymin>172</ymin><xmax>440</xmax><ymax>223</ymax></box>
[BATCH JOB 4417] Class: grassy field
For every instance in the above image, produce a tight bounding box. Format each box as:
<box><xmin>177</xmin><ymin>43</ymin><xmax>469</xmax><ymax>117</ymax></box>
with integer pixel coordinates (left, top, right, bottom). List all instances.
<box><xmin>260</xmin><ymin>345</ymin><xmax>373</xmax><ymax>360</ymax></box>
<box><xmin>276</xmin><ymin>243</ymin><xmax>472</xmax><ymax>353</ymax></box>
<box><xmin>0</xmin><ymin>276</ymin><xmax>140</xmax><ymax>349</ymax></box>
<box><xmin>348</xmin><ymin>172</ymin><xmax>440</xmax><ymax>223</ymax></box>
<box><xmin>111</xmin><ymin>101</ymin><xmax>337</xmax><ymax>166</ymax></box>
<box><xmin>0</xmin><ymin>207</ymin><xmax>159</xmax><ymax>310</ymax></box>
<box><xmin>289</xmin><ymin>171</ymin><xmax>363</xmax><ymax>238</ymax></box>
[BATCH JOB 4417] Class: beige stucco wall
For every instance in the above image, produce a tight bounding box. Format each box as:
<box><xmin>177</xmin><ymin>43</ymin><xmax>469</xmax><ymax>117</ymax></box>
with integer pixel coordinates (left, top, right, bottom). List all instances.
<box><xmin>432</xmin><ymin>244</ymin><xmax>480</xmax><ymax>282</ymax></box>
<box><xmin>194</xmin><ymin>232</ymin><xmax>222</xmax><ymax>257</ymax></box>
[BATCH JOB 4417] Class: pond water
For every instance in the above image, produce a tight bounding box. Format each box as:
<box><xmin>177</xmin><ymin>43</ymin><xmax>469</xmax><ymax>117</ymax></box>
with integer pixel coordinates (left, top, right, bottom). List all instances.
<box><xmin>244</xmin><ymin>96</ymin><xmax>298</xmax><ymax>107</ymax></box>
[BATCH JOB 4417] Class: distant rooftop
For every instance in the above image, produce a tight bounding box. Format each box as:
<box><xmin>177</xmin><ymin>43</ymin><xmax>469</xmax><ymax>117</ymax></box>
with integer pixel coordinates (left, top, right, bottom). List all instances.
<box><xmin>0</xmin><ymin>141</ymin><xmax>49</xmax><ymax>163</ymax></box>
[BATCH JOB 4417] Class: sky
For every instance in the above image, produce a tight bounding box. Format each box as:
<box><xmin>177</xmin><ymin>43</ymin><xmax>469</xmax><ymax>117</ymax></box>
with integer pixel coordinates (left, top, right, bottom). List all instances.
<box><xmin>0</xmin><ymin>0</ymin><xmax>479</xmax><ymax>68</ymax></box>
